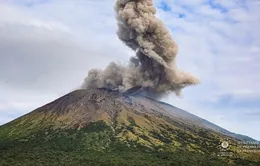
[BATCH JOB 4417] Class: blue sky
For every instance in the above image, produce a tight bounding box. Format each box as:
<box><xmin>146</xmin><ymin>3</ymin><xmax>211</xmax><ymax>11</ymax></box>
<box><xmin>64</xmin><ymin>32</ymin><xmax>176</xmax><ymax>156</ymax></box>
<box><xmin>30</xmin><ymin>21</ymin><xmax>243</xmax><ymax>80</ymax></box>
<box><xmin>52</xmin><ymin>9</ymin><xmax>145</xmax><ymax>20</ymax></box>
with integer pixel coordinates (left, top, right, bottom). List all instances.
<box><xmin>0</xmin><ymin>0</ymin><xmax>259</xmax><ymax>140</ymax></box>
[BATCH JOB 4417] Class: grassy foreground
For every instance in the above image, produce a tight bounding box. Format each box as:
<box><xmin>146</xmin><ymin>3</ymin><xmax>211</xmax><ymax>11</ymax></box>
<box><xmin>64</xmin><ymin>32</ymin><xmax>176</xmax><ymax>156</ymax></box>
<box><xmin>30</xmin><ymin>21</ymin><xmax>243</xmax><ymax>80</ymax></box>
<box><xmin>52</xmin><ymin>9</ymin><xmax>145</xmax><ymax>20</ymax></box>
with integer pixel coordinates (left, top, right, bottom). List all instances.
<box><xmin>1</xmin><ymin>121</ymin><xmax>259</xmax><ymax>166</ymax></box>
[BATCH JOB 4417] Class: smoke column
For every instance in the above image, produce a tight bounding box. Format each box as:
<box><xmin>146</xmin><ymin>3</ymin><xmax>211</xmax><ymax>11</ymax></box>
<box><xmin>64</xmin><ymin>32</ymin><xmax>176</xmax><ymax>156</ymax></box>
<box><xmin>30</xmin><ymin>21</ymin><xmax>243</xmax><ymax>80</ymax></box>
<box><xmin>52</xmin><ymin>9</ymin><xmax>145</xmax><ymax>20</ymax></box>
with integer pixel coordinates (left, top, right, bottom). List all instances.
<box><xmin>82</xmin><ymin>0</ymin><xmax>199</xmax><ymax>97</ymax></box>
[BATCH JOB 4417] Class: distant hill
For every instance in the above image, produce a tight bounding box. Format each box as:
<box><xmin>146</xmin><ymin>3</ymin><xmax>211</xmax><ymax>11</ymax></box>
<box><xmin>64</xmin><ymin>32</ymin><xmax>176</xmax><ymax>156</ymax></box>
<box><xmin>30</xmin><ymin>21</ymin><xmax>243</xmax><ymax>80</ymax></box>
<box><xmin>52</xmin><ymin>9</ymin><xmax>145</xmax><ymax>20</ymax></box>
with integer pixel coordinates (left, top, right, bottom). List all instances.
<box><xmin>0</xmin><ymin>88</ymin><xmax>259</xmax><ymax>165</ymax></box>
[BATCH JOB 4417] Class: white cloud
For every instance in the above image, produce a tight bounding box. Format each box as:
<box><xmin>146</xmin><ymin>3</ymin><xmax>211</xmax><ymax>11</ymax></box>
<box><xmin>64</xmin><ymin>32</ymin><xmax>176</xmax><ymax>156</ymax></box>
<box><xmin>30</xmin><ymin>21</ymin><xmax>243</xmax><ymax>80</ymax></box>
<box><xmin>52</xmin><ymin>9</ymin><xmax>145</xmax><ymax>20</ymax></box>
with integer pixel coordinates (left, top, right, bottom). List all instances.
<box><xmin>156</xmin><ymin>0</ymin><xmax>260</xmax><ymax>140</ymax></box>
<box><xmin>0</xmin><ymin>4</ymin><xmax>69</xmax><ymax>32</ymax></box>
<box><xmin>0</xmin><ymin>1</ymin><xmax>130</xmax><ymax>123</ymax></box>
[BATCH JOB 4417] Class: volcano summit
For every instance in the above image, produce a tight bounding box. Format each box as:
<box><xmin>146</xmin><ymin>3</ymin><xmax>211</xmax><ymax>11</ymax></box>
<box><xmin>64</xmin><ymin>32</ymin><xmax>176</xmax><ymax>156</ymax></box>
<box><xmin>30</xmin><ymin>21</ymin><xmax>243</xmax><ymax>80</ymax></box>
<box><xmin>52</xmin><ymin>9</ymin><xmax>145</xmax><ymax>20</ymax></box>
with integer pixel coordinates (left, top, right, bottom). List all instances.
<box><xmin>0</xmin><ymin>89</ymin><xmax>259</xmax><ymax>165</ymax></box>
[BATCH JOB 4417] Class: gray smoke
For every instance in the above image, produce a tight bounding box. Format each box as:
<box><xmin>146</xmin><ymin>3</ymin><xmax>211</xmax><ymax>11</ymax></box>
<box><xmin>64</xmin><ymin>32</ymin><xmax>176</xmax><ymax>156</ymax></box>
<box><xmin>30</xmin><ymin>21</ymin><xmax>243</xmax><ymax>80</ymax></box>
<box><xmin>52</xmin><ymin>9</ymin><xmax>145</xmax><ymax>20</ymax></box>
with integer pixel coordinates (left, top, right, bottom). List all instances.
<box><xmin>82</xmin><ymin>0</ymin><xmax>199</xmax><ymax>97</ymax></box>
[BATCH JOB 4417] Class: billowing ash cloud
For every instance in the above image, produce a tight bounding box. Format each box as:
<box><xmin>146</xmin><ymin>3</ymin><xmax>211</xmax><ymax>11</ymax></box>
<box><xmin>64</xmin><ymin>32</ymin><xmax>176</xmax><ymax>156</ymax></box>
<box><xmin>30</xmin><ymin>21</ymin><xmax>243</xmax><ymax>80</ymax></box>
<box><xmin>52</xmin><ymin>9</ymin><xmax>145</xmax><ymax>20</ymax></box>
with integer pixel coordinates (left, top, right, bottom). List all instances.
<box><xmin>82</xmin><ymin>0</ymin><xmax>199</xmax><ymax>97</ymax></box>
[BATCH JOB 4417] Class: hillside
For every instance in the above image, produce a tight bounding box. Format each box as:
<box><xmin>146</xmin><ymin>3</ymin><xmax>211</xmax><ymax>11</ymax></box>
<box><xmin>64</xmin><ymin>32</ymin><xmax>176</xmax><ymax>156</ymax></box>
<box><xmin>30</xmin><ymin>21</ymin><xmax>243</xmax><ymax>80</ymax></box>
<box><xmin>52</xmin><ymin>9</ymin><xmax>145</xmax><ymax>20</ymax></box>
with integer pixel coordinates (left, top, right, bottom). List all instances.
<box><xmin>0</xmin><ymin>89</ymin><xmax>259</xmax><ymax>166</ymax></box>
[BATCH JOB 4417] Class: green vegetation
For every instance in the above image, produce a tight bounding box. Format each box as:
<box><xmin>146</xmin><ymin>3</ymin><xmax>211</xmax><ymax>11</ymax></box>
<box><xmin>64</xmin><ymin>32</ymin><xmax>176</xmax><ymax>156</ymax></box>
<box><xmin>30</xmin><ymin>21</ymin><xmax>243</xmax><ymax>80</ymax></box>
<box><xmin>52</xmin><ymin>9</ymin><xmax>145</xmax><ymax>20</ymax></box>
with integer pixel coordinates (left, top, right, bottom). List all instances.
<box><xmin>1</xmin><ymin>120</ymin><xmax>259</xmax><ymax>166</ymax></box>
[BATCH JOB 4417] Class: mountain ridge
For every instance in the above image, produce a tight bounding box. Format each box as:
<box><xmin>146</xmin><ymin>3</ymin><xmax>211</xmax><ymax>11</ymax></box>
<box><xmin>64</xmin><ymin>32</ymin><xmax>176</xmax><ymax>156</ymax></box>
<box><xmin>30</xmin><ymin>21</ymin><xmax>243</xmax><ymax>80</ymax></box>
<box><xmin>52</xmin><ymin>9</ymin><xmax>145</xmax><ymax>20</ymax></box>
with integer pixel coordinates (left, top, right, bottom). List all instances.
<box><xmin>1</xmin><ymin>88</ymin><xmax>256</xmax><ymax>141</ymax></box>
<box><xmin>0</xmin><ymin>88</ymin><xmax>259</xmax><ymax>165</ymax></box>
<box><xmin>123</xmin><ymin>90</ymin><xmax>256</xmax><ymax>141</ymax></box>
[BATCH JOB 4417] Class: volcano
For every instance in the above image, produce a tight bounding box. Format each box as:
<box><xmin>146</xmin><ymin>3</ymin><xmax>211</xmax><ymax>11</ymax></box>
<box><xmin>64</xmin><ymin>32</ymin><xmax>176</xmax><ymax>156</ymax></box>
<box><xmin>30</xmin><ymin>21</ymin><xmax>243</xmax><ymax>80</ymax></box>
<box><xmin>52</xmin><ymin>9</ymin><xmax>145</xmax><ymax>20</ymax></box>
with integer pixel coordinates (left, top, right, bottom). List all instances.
<box><xmin>0</xmin><ymin>89</ymin><xmax>259</xmax><ymax>165</ymax></box>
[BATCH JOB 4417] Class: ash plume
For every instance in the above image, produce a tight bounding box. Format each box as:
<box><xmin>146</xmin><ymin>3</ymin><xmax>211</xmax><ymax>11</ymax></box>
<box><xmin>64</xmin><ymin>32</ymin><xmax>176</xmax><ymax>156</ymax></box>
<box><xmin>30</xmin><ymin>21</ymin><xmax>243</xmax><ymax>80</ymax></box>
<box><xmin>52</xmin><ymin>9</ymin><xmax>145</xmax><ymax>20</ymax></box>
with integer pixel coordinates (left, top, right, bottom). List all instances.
<box><xmin>82</xmin><ymin>0</ymin><xmax>199</xmax><ymax>97</ymax></box>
